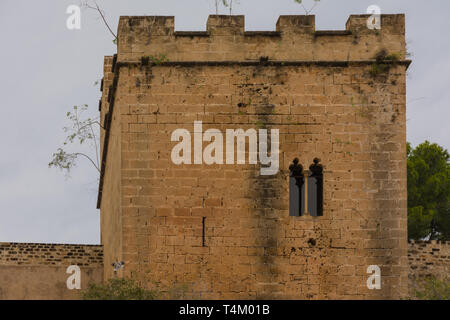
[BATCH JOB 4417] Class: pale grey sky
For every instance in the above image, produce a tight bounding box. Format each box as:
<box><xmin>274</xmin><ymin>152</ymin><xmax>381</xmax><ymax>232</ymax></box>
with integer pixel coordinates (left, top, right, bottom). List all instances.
<box><xmin>0</xmin><ymin>0</ymin><xmax>448</xmax><ymax>244</ymax></box>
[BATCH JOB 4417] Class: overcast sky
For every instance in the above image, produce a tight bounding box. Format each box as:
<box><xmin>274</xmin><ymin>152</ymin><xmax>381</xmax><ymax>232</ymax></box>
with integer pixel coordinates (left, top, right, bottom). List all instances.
<box><xmin>0</xmin><ymin>0</ymin><xmax>448</xmax><ymax>245</ymax></box>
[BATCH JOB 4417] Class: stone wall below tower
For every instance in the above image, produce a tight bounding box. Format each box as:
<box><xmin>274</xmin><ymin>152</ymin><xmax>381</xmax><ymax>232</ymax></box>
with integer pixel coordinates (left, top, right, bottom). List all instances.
<box><xmin>408</xmin><ymin>240</ymin><xmax>450</xmax><ymax>296</ymax></box>
<box><xmin>0</xmin><ymin>242</ymin><xmax>103</xmax><ymax>300</ymax></box>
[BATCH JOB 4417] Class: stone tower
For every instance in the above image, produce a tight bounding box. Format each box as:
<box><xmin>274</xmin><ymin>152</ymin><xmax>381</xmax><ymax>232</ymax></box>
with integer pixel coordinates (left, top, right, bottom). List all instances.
<box><xmin>98</xmin><ymin>14</ymin><xmax>410</xmax><ymax>299</ymax></box>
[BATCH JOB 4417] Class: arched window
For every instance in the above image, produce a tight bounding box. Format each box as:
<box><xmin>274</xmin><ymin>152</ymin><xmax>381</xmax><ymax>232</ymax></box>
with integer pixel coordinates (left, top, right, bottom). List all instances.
<box><xmin>308</xmin><ymin>158</ymin><xmax>323</xmax><ymax>217</ymax></box>
<box><xmin>289</xmin><ymin>158</ymin><xmax>305</xmax><ymax>217</ymax></box>
<box><xmin>289</xmin><ymin>158</ymin><xmax>323</xmax><ymax>217</ymax></box>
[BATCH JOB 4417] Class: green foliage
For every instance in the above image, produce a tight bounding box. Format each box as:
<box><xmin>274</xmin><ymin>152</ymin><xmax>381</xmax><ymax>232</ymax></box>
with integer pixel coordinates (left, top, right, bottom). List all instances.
<box><xmin>408</xmin><ymin>206</ymin><xmax>434</xmax><ymax>240</ymax></box>
<box><xmin>369</xmin><ymin>63</ymin><xmax>390</xmax><ymax>77</ymax></box>
<box><xmin>49</xmin><ymin>104</ymin><xmax>101</xmax><ymax>174</ymax></box>
<box><xmin>219</xmin><ymin>0</ymin><xmax>236</xmax><ymax>15</ymax></box>
<box><xmin>294</xmin><ymin>0</ymin><xmax>320</xmax><ymax>4</ymax></box>
<box><xmin>82</xmin><ymin>278</ymin><xmax>158</xmax><ymax>300</ymax></box>
<box><xmin>384</xmin><ymin>52</ymin><xmax>401</xmax><ymax>61</ymax></box>
<box><xmin>255</xmin><ymin>121</ymin><xmax>264</xmax><ymax>128</ymax></box>
<box><xmin>294</xmin><ymin>0</ymin><xmax>321</xmax><ymax>15</ymax></box>
<box><xmin>407</xmin><ymin>141</ymin><xmax>450</xmax><ymax>240</ymax></box>
<box><xmin>48</xmin><ymin>148</ymin><xmax>78</xmax><ymax>172</ymax></box>
<box><xmin>413</xmin><ymin>277</ymin><xmax>450</xmax><ymax>300</ymax></box>
<box><xmin>150</xmin><ymin>53</ymin><xmax>169</xmax><ymax>65</ymax></box>
<box><xmin>369</xmin><ymin>50</ymin><xmax>401</xmax><ymax>77</ymax></box>
<box><xmin>435</xmin><ymin>207</ymin><xmax>450</xmax><ymax>240</ymax></box>
<box><xmin>141</xmin><ymin>54</ymin><xmax>169</xmax><ymax>66</ymax></box>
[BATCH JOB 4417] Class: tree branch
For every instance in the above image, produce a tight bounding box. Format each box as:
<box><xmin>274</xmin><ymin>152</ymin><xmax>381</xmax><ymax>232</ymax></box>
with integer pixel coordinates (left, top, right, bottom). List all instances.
<box><xmin>74</xmin><ymin>152</ymin><xmax>101</xmax><ymax>173</ymax></box>
<box><xmin>89</xmin><ymin>123</ymin><xmax>100</xmax><ymax>168</ymax></box>
<box><xmin>82</xmin><ymin>0</ymin><xmax>117</xmax><ymax>40</ymax></box>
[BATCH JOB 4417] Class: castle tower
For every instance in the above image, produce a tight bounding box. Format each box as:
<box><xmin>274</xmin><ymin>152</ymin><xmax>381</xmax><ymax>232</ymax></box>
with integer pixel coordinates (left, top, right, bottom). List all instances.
<box><xmin>98</xmin><ymin>14</ymin><xmax>410</xmax><ymax>299</ymax></box>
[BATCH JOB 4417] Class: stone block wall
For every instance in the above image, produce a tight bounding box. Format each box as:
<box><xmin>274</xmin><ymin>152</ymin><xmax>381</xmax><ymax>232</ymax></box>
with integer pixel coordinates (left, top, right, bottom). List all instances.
<box><xmin>99</xmin><ymin>56</ymin><xmax>124</xmax><ymax>280</ymax></box>
<box><xmin>0</xmin><ymin>242</ymin><xmax>103</xmax><ymax>300</ymax></box>
<box><xmin>408</xmin><ymin>240</ymin><xmax>449</xmax><ymax>285</ymax></box>
<box><xmin>1</xmin><ymin>241</ymin><xmax>448</xmax><ymax>299</ymax></box>
<box><xmin>98</xmin><ymin>14</ymin><xmax>410</xmax><ymax>299</ymax></box>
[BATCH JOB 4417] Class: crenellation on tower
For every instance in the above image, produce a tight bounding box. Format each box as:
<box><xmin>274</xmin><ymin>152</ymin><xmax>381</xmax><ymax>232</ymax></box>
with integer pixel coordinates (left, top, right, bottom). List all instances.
<box><xmin>100</xmin><ymin>14</ymin><xmax>411</xmax><ymax>299</ymax></box>
<box><xmin>206</xmin><ymin>15</ymin><xmax>245</xmax><ymax>35</ymax></box>
<box><xmin>0</xmin><ymin>12</ymin><xmax>448</xmax><ymax>301</ymax></box>
<box><xmin>116</xmin><ymin>14</ymin><xmax>407</xmax><ymax>63</ymax></box>
<box><xmin>276</xmin><ymin>15</ymin><xmax>315</xmax><ymax>34</ymax></box>
<box><xmin>345</xmin><ymin>14</ymin><xmax>405</xmax><ymax>35</ymax></box>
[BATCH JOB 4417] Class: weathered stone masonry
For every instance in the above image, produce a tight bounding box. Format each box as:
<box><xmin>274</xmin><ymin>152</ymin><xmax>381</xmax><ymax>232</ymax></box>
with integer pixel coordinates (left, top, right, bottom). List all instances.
<box><xmin>97</xmin><ymin>14</ymin><xmax>411</xmax><ymax>299</ymax></box>
<box><xmin>0</xmin><ymin>242</ymin><xmax>103</xmax><ymax>299</ymax></box>
<box><xmin>0</xmin><ymin>241</ymin><xmax>447</xmax><ymax>299</ymax></box>
<box><xmin>408</xmin><ymin>240</ymin><xmax>450</xmax><ymax>292</ymax></box>
<box><xmin>0</xmin><ymin>14</ymin><xmax>448</xmax><ymax>301</ymax></box>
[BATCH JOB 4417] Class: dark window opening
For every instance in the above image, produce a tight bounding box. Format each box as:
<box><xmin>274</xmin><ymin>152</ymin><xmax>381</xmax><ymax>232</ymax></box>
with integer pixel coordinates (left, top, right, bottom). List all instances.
<box><xmin>289</xmin><ymin>158</ymin><xmax>323</xmax><ymax>217</ymax></box>
<box><xmin>289</xmin><ymin>158</ymin><xmax>304</xmax><ymax>217</ymax></box>
<box><xmin>202</xmin><ymin>217</ymin><xmax>206</xmax><ymax>247</ymax></box>
<box><xmin>308</xmin><ymin>158</ymin><xmax>323</xmax><ymax>217</ymax></box>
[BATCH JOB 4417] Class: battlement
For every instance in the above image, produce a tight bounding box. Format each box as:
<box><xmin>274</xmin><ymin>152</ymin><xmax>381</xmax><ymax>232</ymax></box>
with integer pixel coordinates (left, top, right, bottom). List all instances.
<box><xmin>117</xmin><ymin>14</ymin><xmax>406</xmax><ymax>62</ymax></box>
<box><xmin>97</xmin><ymin>13</ymin><xmax>412</xmax><ymax>300</ymax></box>
<box><xmin>0</xmin><ymin>242</ymin><xmax>103</xmax><ymax>267</ymax></box>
